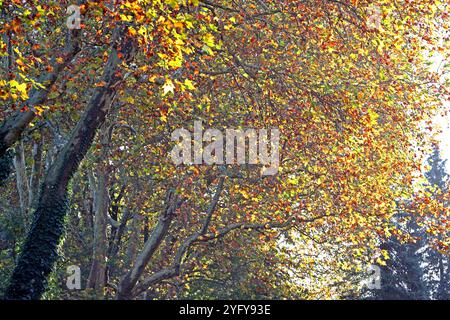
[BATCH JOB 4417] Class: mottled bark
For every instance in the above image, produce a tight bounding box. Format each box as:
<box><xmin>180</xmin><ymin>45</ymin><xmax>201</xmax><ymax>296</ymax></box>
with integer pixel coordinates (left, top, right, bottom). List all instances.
<box><xmin>86</xmin><ymin>125</ymin><xmax>111</xmax><ymax>293</ymax></box>
<box><xmin>4</xmin><ymin>30</ymin><xmax>136</xmax><ymax>300</ymax></box>
<box><xmin>86</xmin><ymin>170</ymin><xmax>109</xmax><ymax>293</ymax></box>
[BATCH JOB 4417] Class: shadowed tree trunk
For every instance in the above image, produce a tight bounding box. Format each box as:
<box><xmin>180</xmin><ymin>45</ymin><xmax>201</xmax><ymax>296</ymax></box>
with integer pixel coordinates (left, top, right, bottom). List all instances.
<box><xmin>4</xmin><ymin>29</ymin><xmax>136</xmax><ymax>300</ymax></box>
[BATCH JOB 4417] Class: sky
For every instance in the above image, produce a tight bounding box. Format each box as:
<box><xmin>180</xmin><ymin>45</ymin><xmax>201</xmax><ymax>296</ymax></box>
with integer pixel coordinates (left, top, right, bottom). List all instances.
<box><xmin>436</xmin><ymin>109</ymin><xmax>450</xmax><ymax>170</ymax></box>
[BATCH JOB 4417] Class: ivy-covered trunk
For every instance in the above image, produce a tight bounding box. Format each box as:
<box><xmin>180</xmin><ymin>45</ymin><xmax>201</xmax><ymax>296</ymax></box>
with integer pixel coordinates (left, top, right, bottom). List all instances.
<box><xmin>0</xmin><ymin>146</ymin><xmax>12</xmax><ymax>186</ymax></box>
<box><xmin>4</xmin><ymin>31</ymin><xmax>136</xmax><ymax>300</ymax></box>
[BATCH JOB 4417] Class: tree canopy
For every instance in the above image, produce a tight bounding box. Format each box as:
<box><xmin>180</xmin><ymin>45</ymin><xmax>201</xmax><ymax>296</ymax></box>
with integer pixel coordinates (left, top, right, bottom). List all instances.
<box><xmin>0</xmin><ymin>0</ymin><xmax>449</xmax><ymax>300</ymax></box>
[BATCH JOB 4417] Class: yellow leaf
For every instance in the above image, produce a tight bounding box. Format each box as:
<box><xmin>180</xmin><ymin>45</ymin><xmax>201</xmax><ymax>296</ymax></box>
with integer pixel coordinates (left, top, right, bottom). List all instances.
<box><xmin>184</xmin><ymin>79</ymin><xmax>195</xmax><ymax>90</ymax></box>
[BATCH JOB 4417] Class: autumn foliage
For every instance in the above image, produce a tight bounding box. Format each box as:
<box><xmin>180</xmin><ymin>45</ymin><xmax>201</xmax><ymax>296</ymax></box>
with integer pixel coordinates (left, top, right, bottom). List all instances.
<box><xmin>0</xmin><ymin>0</ymin><xmax>449</xmax><ymax>300</ymax></box>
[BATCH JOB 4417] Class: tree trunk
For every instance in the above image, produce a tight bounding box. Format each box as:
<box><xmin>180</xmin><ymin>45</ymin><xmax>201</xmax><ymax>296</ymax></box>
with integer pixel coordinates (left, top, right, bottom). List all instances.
<box><xmin>86</xmin><ymin>167</ymin><xmax>109</xmax><ymax>293</ymax></box>
<box><xmin>87</xmin><ymin>134</ymin><xmax>110</xmax><ymax>296</ymax></box>
<box><xmin>4</xmin><ymin>29</ymin><xmax>136</xmax><ymax>300</ymax></box>
<box><xmin>13</xmin><ymin>141</ymin><xmax>29</xmax><ymax>222</ymax></box>
<box><xmin>28</xmin><ymin>137</ymin><xmax>43</xmax><ymax>209</ymax></box>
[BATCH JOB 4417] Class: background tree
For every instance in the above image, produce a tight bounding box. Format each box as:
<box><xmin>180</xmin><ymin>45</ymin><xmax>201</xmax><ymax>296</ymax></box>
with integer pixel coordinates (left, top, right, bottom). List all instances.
<box><xmin>368</xmin><ymin>147</ymin><xmax>450</xmax><ymax>300</ymax></box>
